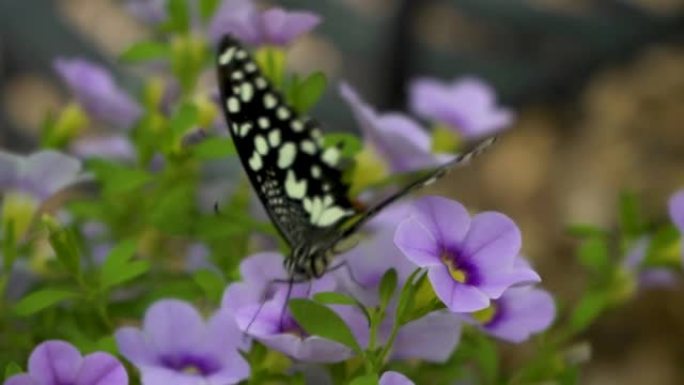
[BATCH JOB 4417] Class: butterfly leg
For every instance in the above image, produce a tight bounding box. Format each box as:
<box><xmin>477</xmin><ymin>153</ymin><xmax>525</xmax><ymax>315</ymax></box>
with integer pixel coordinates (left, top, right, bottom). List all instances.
<box><xmin>327</xmin><ymin>260</ymin><xmax>364</xmax><ymax>288</ymax></box>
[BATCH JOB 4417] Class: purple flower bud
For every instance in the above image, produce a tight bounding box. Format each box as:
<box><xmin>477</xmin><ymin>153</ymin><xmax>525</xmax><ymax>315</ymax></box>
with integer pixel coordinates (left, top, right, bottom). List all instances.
<box><xmin>115</xmin><ymin>299</ymin><xmax>250</xmax><ymax>385</ymax></box>
<box><xmin>54</xmin><ymin>58</ymin><xmax>142</xmax><ymax>130</ymax></box>
<box><xmin>340</xmin><ymin>83</ymin><xmax>449</xmax><ymax>173</ymax></box>
<box><xmin>4</xmin><ymin>340</ymin><xmax>127</xmax><ymax>385</ymax></box>
<box><xmin>126</xmin><ymin>0</ymin><xmax>168</xmax><ymax>25</ymax></box>
<box><xmin>394</xmin><ymin>196</ymin><xmax>540</xmax><ymax>313</ymax></box>
<box><xmin>0</xmin><ymin>150</ymin><xmax>83</xmax><ymax>202</ymax></box>
<box><xmin>70</xmin><ymin>135</ymin><xmax>136</xmax><ymax>161</ymax></box>
<box><xmin>380</xmin><ymin>371</ymin><xmax>415</xmax><ymax>385</ymax></box>
<box><xmin>622</xmin><ymin>237</ymin><xmax>678</xmax><ymax>289</ymax></box>
<box><xmin>209</xmin><ymin>1</ymin><xmax>321</xmax><ymax>46</ymax></box>
<box><xmin>410</xmin><ymin>77</ymin><xmax>514</xmax><ymax>139</ymax></box>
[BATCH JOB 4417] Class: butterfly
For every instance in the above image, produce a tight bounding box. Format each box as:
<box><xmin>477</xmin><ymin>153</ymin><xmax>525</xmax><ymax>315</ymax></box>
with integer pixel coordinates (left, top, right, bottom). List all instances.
<box><xmin>216</xmin><ymin>35</ymin><xmax>495</xmax><ymax>282</ymax></box>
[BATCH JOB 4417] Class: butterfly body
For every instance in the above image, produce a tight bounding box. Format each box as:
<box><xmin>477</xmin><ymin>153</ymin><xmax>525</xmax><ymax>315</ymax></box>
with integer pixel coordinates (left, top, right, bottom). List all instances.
<box><xmin>216</xmin><ymin>36</ymin><xmax>495</xmax><ymax>281</ymax></box>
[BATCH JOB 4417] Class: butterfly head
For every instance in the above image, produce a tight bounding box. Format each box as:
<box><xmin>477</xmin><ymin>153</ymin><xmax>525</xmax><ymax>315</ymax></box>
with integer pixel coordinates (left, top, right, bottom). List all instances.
<box><xmin>285</xmin><ymin>243</ymin><xmax>332</xmax><ymax>280</ymax></box>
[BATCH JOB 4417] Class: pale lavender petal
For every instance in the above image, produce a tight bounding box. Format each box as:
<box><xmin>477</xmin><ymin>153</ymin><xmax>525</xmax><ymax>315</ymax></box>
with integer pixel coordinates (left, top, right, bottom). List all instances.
<box><xmin>126</xmin><ymin>0</ymin><xmax>167</xmax><ymax>24</ymax></box>
<box><xmin>71</xmin><ymin>136</ymin><xmax>135</xmax><ymax>161</ymax></box>
<box><xmin>115</xmin><ymin>328</ymin><xmax>158</xmax><ymax>366</ymax></box>
<box><xmin>20</xmin><ymin>151</ymin><xmax>82</xmax><ymax>200</ymax></box>
<box><xmin>75</xmin><ymin>352</ymin><xmax>127</xmax><ymax>385</ymax></box>
<box><xmin>205</xmin><ymin>308</ymin><xmax>251</xmax><ymax>353</ymax></box>
<box><xmin>639</xmin><ymin>268</ymin><xmax>678</xmax><ymax>289</ymax></box>
<box><xmin>411</xmin><ymin>196</ymin><xmax>471</xmax><ymax>246</ymax></box>
<box><xmin>0</xmin><ymin>151</ymin><xmax>21</xmax><ymax>189</ymax></box>
<box><xmin>623</xmin><ymin>237</ymin><xmax>650</xmax><ymax>270</ymax></box>
<box><xmin>392</xmin><ymin>311</ymin><xmax>461</xmax><ymax>362</ymax></box>
<box><xmin>28</xmin><ymin>340</ymin><xmax>82</xmax><ymax>385</ymax></box>
<box><xmin>54</xmin><ymin>58</ymin><xmax>141</xmax><ymax>129</ymax></box>
<box><xmin>221</xmin><ymin>282</ymin><xmax>260</xmax><ymax>315</ymax></box>
<box><xmin>142</xmin><ymin>300</ymin><xmax>204</xmax><ymax>356</ymax></box>
<box><xmin>138</xmin><ymin>366</ymin><xmax>204</xmax><ymax>385</ymax></box>
<box><xmin>205</xmin><ymin>360</ymin><xmax>250</xmax><ymax>385</ymax></box>
<box><xmin>485</xmin><ymin>287</ymin><xmax>555</xmax><ymax>343</ymax></box>
<box><xmin>380</xmin><ymin>371</ymin><xmax>415</xmax><ymax>385</ymax></box>
<box><xmin>478</xmin><ymin>259</ymin><xmax>541</xmax><ymax>299</ymax></box>
<box><xmin>208</xmin><ymin>0</ymin><xmax>260</xmax><ymax>45</ymax></box>
<box><xmin>238</xmin><ymin>252</ymin><xmax>287</xmax><ymax>286</ymax></box>
<box><xmin>261</xmin><ymin>8</ymin><xmax>321</xmax><ymax>46</ymax></box>
<box><xmin>258</xmin><ymin>334</ymin><xmax>354</xmax><ymax>363</ymax></box>
<box><xmin>463</xmin><ymin>212</ymin><xmax>521</xmax><ymax>272</ymax></box>
<box><xmin>394</xmin><ymin>217</ymin><xmax>441</xmax><ymax>267</ymax></box>
<box><xmin>428</xmin><ymin>267</ymin><xmax>489</xmax><ymax>312</ymax></box>
<box><xmin>669</xmin><ymin>190</ymin><xmax>684</xmax><ymax>234</ymax></box>
<box><xmin>3</xmin><ymin>374</ymin><xmax>36</xmax><ymax>385</ymax></box>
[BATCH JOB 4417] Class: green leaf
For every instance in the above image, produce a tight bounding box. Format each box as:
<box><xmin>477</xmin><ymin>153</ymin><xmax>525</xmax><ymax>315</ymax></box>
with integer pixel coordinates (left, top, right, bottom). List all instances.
<box><xmin>473</xmin><ymin>334</ymin><xmax>499</xmax><ymax>384</ymax></box>
<box><xmin>120</xmin><ymin>41</ymin><xmax>171</xmax><ymax>63</ymax></box>
<box><xmin>4</xmin><ymin>362</ymin><xmax>22</xmax><ymax>379</ymax></box>
<box><xmin>577</xmin><ymin>236</ymin><xmax>610</xmax><ymax>274</ymax></box>
<box><xmin>102</xmin><ymin>260</ymin><xmax>150</xmax><ymax>291</ymax></box>
<box><xmin>292</xmin><ymin>72</ymin><xmax>327</xmax><ymax>114</ymax></box>
<box><xmin>567</xmin><ymin>224</ymin><xmax>608</xmax><ymax>238</ymax></box>
<box><xmin>13</xmin><ymin>289</ymin><xmax>79</xmax><ymax>316</ymax></box>
<box><xmin>88</xmin><ymin>160</ymin><xmax>152</xmax><ymax>195</ymax></box>
<box><xmin>100</xmin><ymin>240</ymin><xmax>149</xmax><ymax>290</ymax></box>
<box><xmin>313</xmin><ymin>291</ymin><xmax>358</xmax><ymax>306</ymax></box>
<box><xmin>191</xmin><ymin>137</ymin><xmax>236</xmax><ymax>159</ymax></box>
<box><xmin>192</xmin><ymin>269</ymin><xmax>225</xmax><ymax>303</ymax></box>
<box><xmin>569</xmin><ymin>291</ymin><xmax>607</xmax><ymax>333</ymax></box>
<box><xmin>324</xmin><ymin>133</ymin><xmax>363</xmax><ymax>158</ymax></box>
<box><xmin>149</xmin><ymin>185</ymin><xmax>196</xmax><ymax>234</ymax></box>
<box><xmin>349</xmin><ymin>374</ymin><xmax>379</xmax><ymax>385</ymax></box>
<box><xmin>199</xmin><ymin>0</ymin><xmax>221</xmax><ymax>20</ymax></box>
<box><xmin>2</xmin><ymin>219</ymin><xmax>17</xmax><ymax>271</ymax></box>
<box><xmin>619</xmin><ymin>191</ymin><xmax>643</xmax><ymax>239</ymax></box>
<box><xmin>46</xmin><ymin>223</ymin><xmax>81</xmax><ymax>277</ymax></box>
<box><xmin>166</xmin><ymin>0</ymin><xmax>190</xmax><ymax>32</ymax></box>
<box><xmin>378</xmin><ymin>268</ymin><xmax>397</xmax><ymax>308</ymax></box>
<box><xmin>289</xmin><ymin>298</ymin><xmax>362</xmax><ymax>353</ymax></box>
<box><xmin>170</xmin><ymin>103</ymin><xmax>199</xmax><ymax>138</ymax></box>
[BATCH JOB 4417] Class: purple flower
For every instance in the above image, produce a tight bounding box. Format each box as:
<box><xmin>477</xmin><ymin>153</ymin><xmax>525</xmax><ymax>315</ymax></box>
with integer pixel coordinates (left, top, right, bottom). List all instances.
<box><xmin>340</xmin><ymin>83</ymin><xmax>448</xmax><ymax>173</ymax></box>
<box><xmin>394</xmin><ymin>196</ymin><xmax>540</xmax><ymax>313</ymax></box>
<box><xmin>222</xmin><ymin>252</ymin><xmax>364</xmax><ymax>363</ymax></box>
<box><xmin>126</xmin><ymin>0</ymin><xmax>167</xmax><ymax>25</ymax></box>
<box><xmin>70</xmin><ymin>135</ymin><xmax>135</xmax><ymax>161</ymax></box>
<box><xmin>409</xmin><ymin>77</ymin><xmax>513</xmax><ymax>139</ymax></box>
<box><xmin>336</xmin><ymin>204</ymin><xmax>462</xmax><ymax>363</ymax></box>
<box><xmin>470</xmin><ymin>286</ymin><xmax>555</xmax><ymax>343</ymax></box>
<box><xmin>54</xmin><ymin>58</ymin><xmax>142</xmax><ymax>129</ymax></box>
<box><xmin>209</xmin><ymin>1</ymin><xmax>321</xmax><ymax>46</ymax></box>
<box><xmin>115</xmin><ymin>299</ymin><xmax>249</xmax><ymax>385</ymax></box>
<box><xmin>380</xmin><ymin>371</ymin><xmax>415</xmax><ymax>385</ymax></box>
<box><xmin>4</xmin><ymin>340</ymin><xmax>127</xmax><ymax>385</ymax></box>
<box><xmin>669</xmin><ymin>190</ymin><xmax>684</xmax><ymax>258</ymax></box>
<box><xmin>0</xmin><ymin>150</ymin><xmax>83</xmax><ymax>202</ymax></box>
<box><xmin>622</xmin><ymin>237</ymin><xmax>678</xmax><ymax>290</ymax></box>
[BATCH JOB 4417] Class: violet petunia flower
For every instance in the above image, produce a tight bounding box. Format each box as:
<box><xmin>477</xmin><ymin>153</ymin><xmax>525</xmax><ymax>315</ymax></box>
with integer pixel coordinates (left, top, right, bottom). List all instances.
<box><xmin>470</xmin><ymin>286</ymin><xmax>555</xmax><ymax>343</ymax></box>
<box><xmin>380</xmin><ymin>371</ymin><xmax>415</xmax><ymax>385</ymax></box>
<box><xmin>410</xmin><ymin>77</ymin><xmax>513</xmax><ymax>139</ymax></box>
<box><xmin>70</xmin><ymin>135</ymin><xmax>136</xmax><ymax>161</ymax></box>
<box><xmin>115</xmin><ymin>299</ymin><xmax>250</xmax><ymax>385</ymax></box>
<box><xmin>54</xmin><ymin>58</ymin><xmax>142</xmax><ymax>130</ymax></box>
<box><xmin>4</xmin><ymin>340</ymin><xmax>127</xmax><ymax>385</ymax></box>
<box><xmin>209</xmin><ymin>0</ymin><xmax>321</xmax><ymax>46</ymax></box>
<box><xmin>394</xmin><ymin>196</ymin><xmax>540</xmax><ymax>313</ymax></box>
<box><xmin>222</xmin><ymin>252</ymin><xmax>365</xmax><ymax>363</ymax></box>
<box><xmin>340</xmin><ymin>82</ymin><xmax>449</xmax><ymax>173</ymax></box>
<box><xmin>622</xmin><ymin>237</ymin><xmax>678</xmax><ymax>289</ymax></box>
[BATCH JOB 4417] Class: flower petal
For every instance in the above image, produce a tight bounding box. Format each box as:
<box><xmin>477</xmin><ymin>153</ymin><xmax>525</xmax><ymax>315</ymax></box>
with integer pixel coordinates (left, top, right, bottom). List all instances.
<box><xmin>28</xmin><ymin>340</ymin><xmax>83</xmax><ymax>385</ymax></box>
<box><xmin>485</xmin><ymin>287</ymin><xmax>555</xmax><ymax>343</ymax></box>
<box><xmin>258</xmin><ymin>334</ymin><xmax>354</xmax><ymax>363</ymax></box>
<box><xmin>380</xmin><ymin>371</ymin><xmax>415</xmax><ymax>385</ymax></box>
<box><xmin>669</xmin><ymin>190</ymin><xmax>684</xmax><ymax>234</ymax></box>
<box><xmin>394</xmin><ymin>217</ymin><xmax>441</xmax><ymax>267</ymax></box>
<box><xmin>391</xmin><ymin>311</ymin><xmax>461</xmax><ymax>362</ymax></box>
<box><xmin>238</xmin><ymin>252</ymin><xmax>288</xmax><ymax>287</ymax></box>
<box><xmin>208</xmin><ymin>0</ymin><xmax>261</xmax><ymax>45</ymax></box>
<box><xmin>142</xmin><ymin>300</ymin><xmax>205</xmax><ymax>357</ymax></box>
<box><xmin>462</xmin><ymin>212</ymin><xmax>521</xmax><ymax>273</ymax></box>
<box><xmin>0</xmin><ymin>151</ymin><xmax>21</xmax><ymax>189</ymax></box>
<box><xmin>138</xmin><ymin>366</ymin><xmax>203</xmax><ymax>385</ymax></box>
<box><xmin>479</xmin><ymin>258</ymin><xmax>541</xmax><ymax>298</ymax></box>
<box><xmin>261</xmin><ymin>8</ymin><xmax>321</xmax><ymax>46</ymax></box>
<box><xmin>3</xmin><ymin>374</ymin><xmax>36</xmax><ymax>385</ymax></box>
<box><xmin>114</xmin><ymin>327</ymin><xmax>157</xmax><ymax>366</ymax></box>
<box><xmin>411</xmin><ymin>196</ymin><xmax>471</xmax><ymax>247</ymax></box>
<box><xmin>205</xmin><ymin>308</ymin><xmax>251</xmax><ymax>353</ymax></box>
<box><xmin>428</xmin><ymin>267</ymin><xmax>489</xmax><ymax>312</ymax></box>
<box><xmin>75</xmin><ymin>352</ymin><xmax>127</xmax><ymax>385</ymax></box>
<box><xmin>20</xmin><ymin>151</ymin><xmax>82</xmax><ymax>200</ymax></box>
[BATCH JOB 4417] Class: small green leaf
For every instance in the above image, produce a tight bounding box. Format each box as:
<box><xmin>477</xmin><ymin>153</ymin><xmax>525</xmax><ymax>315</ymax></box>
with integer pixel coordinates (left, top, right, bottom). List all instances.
<box><xmin>88</xmin><ymin>160</ymin><xmax>153</xmax><ymax>195</ymax></box>
<box><xmin>101</xmin><ymin>260</ymin><xmax>150</xmax><ymax>290</ymax></box>
<box><xmin>473</xmin><ymin>334</ymin><xmax>499</xmax><ymax>384</ymax></box>
<box><xmin>378</xmin><ymin>268</ymin><xmax>397</xmax><ymax>307</ymax></box>
<box><xmin>577</xmin><ymin>237</ymin><xmax>610</xmax><ymax>274</ymax></box>
<box><xmin>192</xmin><ymin>269</ymin><xmax>225</xmax><ymax>303</ymax></box>
<box><xmin>46</xmin><ymin>223</ymin><xmax>81</xmax><ymax>277</ymax></box>
<box><xmin>166</xmin><ymin>0</ymin><xmax>190</xmax><ymax>32</ymax></box>
<box><xmin>4</xmin><ymin>362</ymin><xmax>22</xmax><ymax>379</ymax></box>
<box><xmin>313</xmin><ymin>291</ymin><xmax>358</xmax><ymax>306</ymax></box>
<box><xmin>100</xmin><ymin>240</ymin><xmax>147</xmax><ymax>290</ymax></box>
<box><xmin>192</xmin><ymin>137</ymin><xmax>236</xmax><ymax>159</ymax></box>
<box><xmin>120</xmin><ymin>41</ymin><xmax>171</xmax><ymax>63</ymax></box>
<box><xmin>13</xmin><ymin>289</ymin><xmax>79</xmax><ymax>316</ymax></box>
<box><xmin>349</xmin><ymin>374</ymin><xmax>379</xmax><ymax>385</ymax></box>
<box><xmin>289</xmin><ymin>298</ymin><xmax>362</xmax><ymax>353</ymax></box>
<box><xmin>293</xmin><ymin>72</ymin><xmax>327</xmax><ymax>114</ymax></box>
<box><xmin>170</xmin><ymin>103</ymin><xmax>199</xmax><ymax>138</ymax></box>
<box><xmin>199</xmin><ymin>0</ymin><xmax>221</xmax><ymax>20</ymax></box>
<box><xmin>619</xmin><ymin>191</ymin><xmax>643</xmax><ymax>239</ymax></box>
<box><xmin>569</xmin><ymin>291</ymin><xmax>607</xmax><ymax>333</ymax></box>
<box><xmin>2</xmin><ymin>220</ymin><xmax>17</xmax><ymax>271</ymax></box>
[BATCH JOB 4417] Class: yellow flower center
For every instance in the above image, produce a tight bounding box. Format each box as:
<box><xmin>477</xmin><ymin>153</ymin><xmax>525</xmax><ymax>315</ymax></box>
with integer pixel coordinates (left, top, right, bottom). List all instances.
<box><xmin>2</xmin><ymin>192</ymin><xmax>39</xmax><ymax>242</ymax></box>
<box><xmin>182</xmin><ymin>365</ymin><xmax>201</xmax><ymax>375</ymax></box>
<box><xmin>472</xmin><ymin>303</ymin><xmax>498</xmax><ymax>324</ymax></box>
<box><xmin>441</xmin><ymin>252</ymin><xmax>468</xmax><ymax>283</ymax></box>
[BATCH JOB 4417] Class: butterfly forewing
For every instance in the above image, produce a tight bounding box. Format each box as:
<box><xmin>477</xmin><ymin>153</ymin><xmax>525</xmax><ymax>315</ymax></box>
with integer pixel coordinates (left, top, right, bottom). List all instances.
<box><xmin>216</xmin><ymin>36</ymin><xmax>358</xmax><ymax>247</ymax></box>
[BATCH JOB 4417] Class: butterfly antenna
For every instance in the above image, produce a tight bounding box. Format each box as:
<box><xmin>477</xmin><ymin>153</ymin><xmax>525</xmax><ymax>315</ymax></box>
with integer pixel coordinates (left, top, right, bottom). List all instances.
<box><xmin>279</xmin><ymin>277</ymin><xmax>295</xmax><ymax>332</ymax></box>
<box><xmin>243</xmin><ymin>279</ymin><xmax>276</xmax><ymax>336</ymax></box>
<box><xmin>328</xmin><ymin>261</ymin><xmax>364</xmax><ymax>288</ymax></box>
<box><xmin>213</xmin><ymin>202</ymin><xmax>221</xmax><ymax>216</ymax></box>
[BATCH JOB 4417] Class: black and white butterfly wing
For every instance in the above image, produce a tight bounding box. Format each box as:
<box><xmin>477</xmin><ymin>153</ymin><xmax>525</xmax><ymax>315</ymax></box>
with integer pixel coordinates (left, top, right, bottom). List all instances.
<box><xmin>216</xmin><ymin>36</ymin><xmax>359</xmax><ymax>247</ymax></box>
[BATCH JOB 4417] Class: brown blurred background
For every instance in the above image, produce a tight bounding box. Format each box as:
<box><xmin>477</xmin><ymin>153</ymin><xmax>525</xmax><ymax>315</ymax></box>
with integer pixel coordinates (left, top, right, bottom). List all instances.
<box><xmin>1</xmin><ymin>0</ymin><xmax>683</xmax><ymax>383</ymax></box>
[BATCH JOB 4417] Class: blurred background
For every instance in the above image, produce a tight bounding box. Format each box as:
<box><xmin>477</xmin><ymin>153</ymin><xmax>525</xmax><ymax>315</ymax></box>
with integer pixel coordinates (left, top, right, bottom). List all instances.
<box><xmin>1</xmin><ymin>0</ymin><xmax>683</xmax><ymax>383</ymax></box>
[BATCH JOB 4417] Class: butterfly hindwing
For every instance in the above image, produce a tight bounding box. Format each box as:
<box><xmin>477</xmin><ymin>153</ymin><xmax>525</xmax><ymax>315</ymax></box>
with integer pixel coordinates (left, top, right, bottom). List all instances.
<box><xmin>216</xmin><ymin>36</ymin><xmax>358</xmax><ymax>247</ymax></box>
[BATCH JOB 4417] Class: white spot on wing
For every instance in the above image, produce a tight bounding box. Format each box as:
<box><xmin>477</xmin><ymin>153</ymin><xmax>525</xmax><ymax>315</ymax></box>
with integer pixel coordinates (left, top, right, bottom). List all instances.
<box><xmin>278</xmin><ymin>142</ymin><xmax>296</xmax><ymax>168</ymax></box>
<box><xmin>255</xmin><ymin>77</ymin><xmax>267</xmax><ymax>90</ymax></box>
<box><xmin>291</xmin><ymin>120</ymin><xmax>304</xmax><ymax>132</ymax></box>
<box><xmin>269</xmin><ymin>129</ymin><xmax>281</xmax><ymax>147</ymax></box>
<box><xmin>258</xmin><ymin>117</ymin><xmax>270</xmax><ymax>129</ymax></box>
<box><xmin>301</xmin><ymin>140</ymin><xmax>316</xmax><ymax>155</ymax></box>
<box><xmin>239</xmin><ymin>123</ymin><xmax>252</xmax><ymax>137</ymax></box>
<box><xmin>240</xmin><ymin>83</ymin><xmax>254</xmax><ymax>102</ymax></box>
<box><xmin>322</xmin><ymin>147</ymin><xmax>340</xmax><ymax>166</ymax></box>
<box><xmin>236</xmin><ymin>49</ymin><xmax>247</xmax><ymax>59</ymax></box>
<box><xmin>227</xmin><ymin>97</ymin><xmax>240</xmax><ymax>113</ymax></box>
<box><xmin>311</xmin><ymin>165</ymin><xmax>321</xmax><ymax>178</ymax></box>
<box><xmin>219</xmin><ymin>47</ymin><xmax>236</xmax><ymax>65</ymax></box>
<box><xmin>232</xmin><ymin>71</ymin><xmax>244</xmax><ymax>80</ymax></box>
<box><xmin>285</xmin><ymin>170</ymin><xmax>307</xmax><ymax>199</ymax></box>
<box><xmin>254</xmin><ymin>135</ymin><xmax>268</xmax><ymax>155</ymax></box>
<box><xmin>248</xmin><ymin>152</ymin><xmax>262</xmax><ymax>171</ymax></box>
<box><xmin>245</xmin><ymin>62</ymin><xmax>258</xmax><ymax>73</ymax></box>
<box><xmin>277</xmin><ymin>107</ymin><xmax>290</xmax><ymax>120</ymax></box>
<box><xmin>303</xmin><ymin>196</ymin><xmax>351</xmax><ymax>226</ymax></box>
<box><xmin>263</xmin><ymin>93</ymin><xmax>277</xmax><ymax>109</ymax></box>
